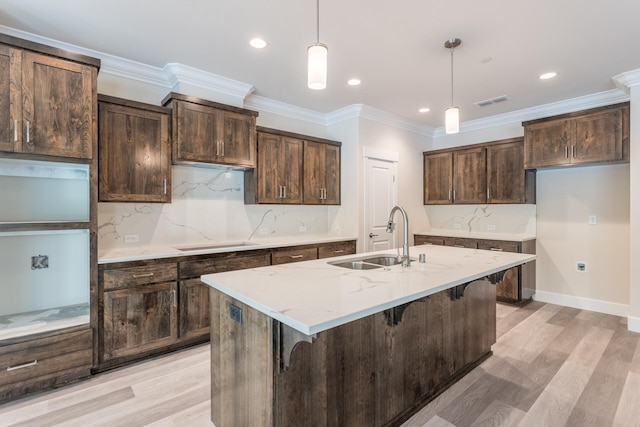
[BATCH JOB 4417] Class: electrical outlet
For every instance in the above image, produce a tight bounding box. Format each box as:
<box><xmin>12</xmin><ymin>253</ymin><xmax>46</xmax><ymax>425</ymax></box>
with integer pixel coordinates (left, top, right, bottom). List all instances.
<box><xmin>124</xmin><ymin>234</ymin><xmax>139</xmax><ymax>243</ymax></box>
<box><xmin>230</xmin><ymin>304</ymin><xmax>243</xmax><ymax>324</ymax></box>
<box><xmin>486</xmin><ymin>225</ymin><xmax>496</xmax><ymax>231</ymax></box>
<box><xmin>452</xmin><ymin>223</ymin><xmax>461</xmax><ymax>229</ymax></box>
<box><xmin>576</xmin><ymin>261</ymin><xmax>588</xmax><ymax>273</ymax></box>
<box><xmin>259</xmin><ymin>228</ymin><xmax>269</xmax><ymax>235</ymax></box>
<box><xmin>31</xmin><ymin>255</ymin><xmax>49</xmax><ymax>270</ymax></box>
<box><xmin>589</xmin><ymin>215</ymin><xmax>597</xmax><ymax>225</ymax></box>
<box><xmin>299</xmin><ymin>225</ymin><xmax>307</xmax><ymax>232</ymax></box>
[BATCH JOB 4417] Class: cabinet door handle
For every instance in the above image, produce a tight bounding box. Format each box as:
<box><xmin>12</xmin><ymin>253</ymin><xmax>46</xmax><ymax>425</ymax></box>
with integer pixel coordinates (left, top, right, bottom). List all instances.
<box><xmin>290</xmin><ymin>254</ymin><xmax>304</xmax><ymax>259</ymax></box>
<box><xmin>283</xmin><ymin>186</ymin><xmax>286</xmax><ymax>199</ymax></box>
<box><xmin>487</xmin><ymin>188</ymin><xmax>490</xmax><ymax>201</ymax></box>
<box><xmin>216</xmin><ymin>141</ymin><xmax>220</xmax><ymax>156</ymax></box>
<box><xmin>7</xmin><ymin>360</ymin><xmax>38</xmax><ymax>371</ymax></box>
<box><xmin>221</xmin><ymin>141</ymin><xmax>225</xmax><ymax>156</ymax></box>
<box><xmin>163</xmin><ymin>178</ymin><xmax>167</xmax><ymax>195</ymax></box>
<box><xmin>132</xmin><ymin>273</ymin><xmax>154</xmax><ymax>278</ymax></box>
<box><xmin>25</xmin><ymin>120</ymin><xmax>30</xmax><ymax>143</ymax></box>
<box><xmin>565</xmin><ymin>145</ymin><xmax>569</xmax><ymax>158</ymax></box>
<box><xmin>453</xmin><ymin>245</ymin><xmax>465</xmax><ymax>248</ymax></box>
<box><xmin>324</xmin><ymin>188</ymin><xmax>327</xmax><ymax>199</ymax></box>
<box><xmin>490</xmin><ymin>248</ymin><xmax>503</xmax><ymax>252</ymax></box>
<box><xmin>172</xmin><ymin>289</ymin><xmax>177</xmax><ymax>308</ymax></box>
<box><xmin>453</xmin><ymin>190</ymin><xmax>456</xmax><ymax>201</ymax></box>
<box><xmin>13</xmin><ymin>119</ymin><xmax>18</xmax><ymax>142</ymax></box>
<box><xmin>572</xmin><ymin>145</ymin><xmax>576</xmax><ymax>159</ymax></box>
<box><xmin>448</xmin><ymin>190</ymin><xmax>451</xmax><ymax>201</ymax></box>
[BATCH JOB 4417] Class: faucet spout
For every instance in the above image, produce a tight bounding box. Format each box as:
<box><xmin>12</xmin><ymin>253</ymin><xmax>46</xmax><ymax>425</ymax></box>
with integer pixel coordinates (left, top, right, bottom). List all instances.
<box><xmin>386</xmin><ymin>205</ymin><xmax>410</xmax><ymax>267</ymax></box>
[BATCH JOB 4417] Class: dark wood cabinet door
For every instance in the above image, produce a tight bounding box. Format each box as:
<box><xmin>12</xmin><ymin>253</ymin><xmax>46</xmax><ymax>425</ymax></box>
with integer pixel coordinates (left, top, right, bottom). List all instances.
<box><xmin>524</xmin><ymin>119</ymin><xmax>570</xmax><ymax>168</ymax></box>
<box><xmin>21</xmin><ymin>51</ymin><xmax>94</xmax><ymax>159</ymax></box>
<box><xmin>256</xmin><ymin>133</ymin><xmax>303</xmax><ymax>204</ymax></box>
<box><xmin>303</xmin><ymin>141</ymin><xmax>340</xmax><ymax>205</ymax></box>
<box><xmin>179</xmin><ymin>279</ymin><xmax>210</xmax><ymax>341</ymax></box>
<box><xmin>477</xmin><ymin>240</ymin><xmax>521</xmax><ymax>302</ymax></box>
<box><xmin>487</xmin><ymin>140</ymin><xmax>526</xmax><ymax>204</ymax></box>
<box><xmin>414</xmin><ymin>235</ymin><xmax>445</xmax><ymax>246</ymax></box>
<box><xmin>98</xmin><ymin>98</ymin><xmax>171</xmax><ymax>202</ymax></box>
<box><xmin>572</xmin><ymin>109</ymin><xmax>623</xmax><ymax>164</ymax></box>
<box><xmin>0</xmin><ymin>44</ymin><xmax>21</xmax><ymax>153</ymax></box>
<box><xmin>102</xmin><ymin>282</ymin><xmax>178</xmax><ymax>361</ymax></box>
<box><xmin>173</xmin><ymin>100</ymin><xmax>217</xmax><ymax>162</ymax></box>
<box><xmin>220</xmin><ymin>110</ymin><xmax>256</xmax><ymax>167</ymax></box>
<box><xmin>453</xmin><ymin>147</ymin><xmax>486</xmax><ymax>204</ymax></box>
<box><xmin>423</xmin><ymin>152</ymin><xmax>453</xmax><ymax>205</ymax></box>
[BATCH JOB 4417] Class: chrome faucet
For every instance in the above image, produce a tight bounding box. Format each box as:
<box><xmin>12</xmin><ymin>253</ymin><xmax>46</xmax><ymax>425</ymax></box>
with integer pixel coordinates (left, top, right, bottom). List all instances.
<box><xmin>386</xmin><ymin>205</ymin><xmax>410</xmax><ymax>267</ymax></box>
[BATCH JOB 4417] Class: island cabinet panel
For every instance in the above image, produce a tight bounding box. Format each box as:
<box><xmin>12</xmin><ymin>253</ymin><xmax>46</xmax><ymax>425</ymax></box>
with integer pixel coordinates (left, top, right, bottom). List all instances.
<box><xmin>98</xmin><ymin>95</ymin><xmax>171</xmax><ymax>203</ymax></box>
<box><xmin>0</xmin><ymin>326</ymin><xmax>92</xmax><ymax>403</ymax></box>
<box><xmin>163</xmin><ymin>93</ymin><xmax>258</xmax><ymax>168</ymax></box>
<box><xmin>523</xmin><ymin>102</ymin><xmax>629</xmax><ymax>169</ymax></box>
<box><xmin>210</xmin><ymin>278</ymin><xmax>496</xmax><ymax>427</ymax></box>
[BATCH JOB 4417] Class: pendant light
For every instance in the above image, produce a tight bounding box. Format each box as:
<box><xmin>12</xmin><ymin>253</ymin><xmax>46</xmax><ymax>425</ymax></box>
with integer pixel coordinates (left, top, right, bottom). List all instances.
<box><xmin>444</xmin><ymin>38</ymin><xmax>461</xmax><ymax>134</ymax></box>
<box><xmin>308</xmin><ymin>0</ymin><xmax>328</xmax><ymax>90</ymax></box>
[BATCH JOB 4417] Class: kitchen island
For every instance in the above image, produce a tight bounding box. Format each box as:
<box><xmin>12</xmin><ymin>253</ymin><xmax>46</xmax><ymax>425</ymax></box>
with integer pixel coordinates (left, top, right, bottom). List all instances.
<box><xmin>201</xmin><ymin>244</ymin><xmax>535</xmax><ymax>426</ymax></box>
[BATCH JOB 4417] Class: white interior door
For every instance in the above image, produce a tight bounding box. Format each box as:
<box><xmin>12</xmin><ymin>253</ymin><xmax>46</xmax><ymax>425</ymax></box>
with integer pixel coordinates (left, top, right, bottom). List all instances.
<box><xmin>364</xmin><ymin>156</ymin><xmax>398</xmax><ymax>252</ymax></box>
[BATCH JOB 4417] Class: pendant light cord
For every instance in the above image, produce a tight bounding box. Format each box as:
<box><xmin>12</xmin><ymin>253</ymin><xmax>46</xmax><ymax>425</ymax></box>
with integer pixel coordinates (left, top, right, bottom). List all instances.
<box><xmin>316</xmin><ymin>0</ymin><xmax>320</xmax><ymax>44</ymax></box>
<box><xmin>450</xmin><ymin>46</ymin><xmax>454</xmax><ymax>107</ymax></box>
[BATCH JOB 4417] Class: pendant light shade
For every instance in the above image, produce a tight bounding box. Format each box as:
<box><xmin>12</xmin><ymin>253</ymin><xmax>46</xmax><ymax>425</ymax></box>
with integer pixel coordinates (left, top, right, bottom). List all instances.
<box><xmin>308</xmin><ymin>0</ymin><xmax>327</xmax><ymax>90</ymax></box>
<box><xmin>445</xmin><ymin>107</ymin><xmax>459</xmax><ymax>134</ymax></box>
<box><xmin>444</xmin><ymin>38</ymin><xmax>461</xmax><ymax>134</ymax></box>
<box><xmin>308</xmin><ymin>43</ymin><xmax>328</xmax><ymax>90</ymax></box>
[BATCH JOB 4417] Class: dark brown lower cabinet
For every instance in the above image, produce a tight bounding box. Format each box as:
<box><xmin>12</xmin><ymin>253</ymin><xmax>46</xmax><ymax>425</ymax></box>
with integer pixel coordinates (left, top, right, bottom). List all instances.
<box><xmin>179</xmin><ymin>278</ymin><xmax>211</xmax><ymax>341</ymax></box>
<box><xmin>0</xmin><ymin>326</ymin><xmax>92</xmax><ymax>403</ymax></box>
<box><xmin>414</xmin><ymin>234</ymin><xmax>536</xmax><ymax>305</ymax></box>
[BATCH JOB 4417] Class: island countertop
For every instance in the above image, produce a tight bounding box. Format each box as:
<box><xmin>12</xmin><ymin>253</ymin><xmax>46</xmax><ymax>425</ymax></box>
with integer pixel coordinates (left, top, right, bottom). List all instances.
<box><xmin>201</xmin><ymin>244</ymin><xmax>536</xmax><ymax>336</ymax></box>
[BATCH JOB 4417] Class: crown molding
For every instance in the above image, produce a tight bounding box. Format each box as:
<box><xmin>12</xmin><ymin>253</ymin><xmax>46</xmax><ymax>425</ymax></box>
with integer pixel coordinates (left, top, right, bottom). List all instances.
<box><xmin>327</xmin><ymin>104</ymin><xmax>435</xmax><ymax>136</ymax></box>
<box><xmin>162</xmin><ymin>63</ymin><xmax>255</xmax><ymax>102</ymax></box>
<box><xmin>245</xmin><ymin>95</ymin><xmax>327</xmax><ymax>125</ymax></box>
<box><xmin>613</xmin><ymin>69</ymin><xmax>640</xmax><ymax>93</ymax></box>
<box><xmin>432</xmin><ymin>89</ymin><xmax>630</xmax><ymax>138</ymax></box>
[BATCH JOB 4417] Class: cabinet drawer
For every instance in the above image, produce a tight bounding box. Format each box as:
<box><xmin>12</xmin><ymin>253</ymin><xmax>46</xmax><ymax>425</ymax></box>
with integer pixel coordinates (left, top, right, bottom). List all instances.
<box><xmin>414</xmin><ymin>235</ymin><xmax>445</xmax><ymax>246</ymax></box>
<box><xmin>477</xmin><ymin>240</ymin><xmax>520</xmax><ymax>253</ymax></box>
<box><xmin>103</xmin><ymin>263</ymin><xmax>178</xmax><ymax>290</ymax></box>
<box><xmin>179</xmin><ymin>251</ymin><xmax>271</xmax><ymax>278</ymax></box>
<box><xmin>0</xmin><ymin>328</ymin><xmax>91</xmax><ymax>389</ymax></box>
<box><xmin>444</xmin><ymin>237</ymin><xmax>478</xmax><ymax>249</ymax></box>
<box><xmin>318</xmin><ymin>241</ymin><xmax>356</xmax><ymax>259</ymax></box>
<box><xmin>271</xmin><ymin>246</ymin><xmax>318</xmax><ymax>265</ymax></box>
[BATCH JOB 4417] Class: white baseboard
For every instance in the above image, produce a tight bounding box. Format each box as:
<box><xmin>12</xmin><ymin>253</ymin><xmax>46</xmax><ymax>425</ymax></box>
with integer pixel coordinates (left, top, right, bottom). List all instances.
<box><xmin>628</xmin><ymin>316</ymin><xmax>640</xmax><ymax>333</ymax></box>
<box><xmin>533</xmin><ymin>290</ymin><xmax>629</xmax><ymax>318</ymax></box>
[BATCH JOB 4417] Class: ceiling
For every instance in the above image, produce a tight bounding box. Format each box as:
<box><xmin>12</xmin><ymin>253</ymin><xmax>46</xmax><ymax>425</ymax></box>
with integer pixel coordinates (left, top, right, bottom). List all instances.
<box><xmin>2</xmin><ymin>0</ymin><xmax>639</xmax><ymax>130</ymax></box>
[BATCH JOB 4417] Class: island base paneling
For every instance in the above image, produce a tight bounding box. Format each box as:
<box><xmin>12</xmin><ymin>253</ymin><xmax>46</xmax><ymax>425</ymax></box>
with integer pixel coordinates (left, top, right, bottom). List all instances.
<box><xmin>210</xmin><ymin>278</ymin><xmax>496</xmax><ymax>427</ymax></box>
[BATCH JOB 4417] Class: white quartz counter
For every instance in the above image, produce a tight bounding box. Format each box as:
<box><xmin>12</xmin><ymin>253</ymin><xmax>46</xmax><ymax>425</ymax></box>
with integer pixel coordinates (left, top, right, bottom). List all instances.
<box><xmin>98</xmin><ymin>235</ymin><xmax>357</xmax><ymax>264</ymax></box>
<box><xmin>415</xmin><ymin>229</ymin><xmax>536</xmax><ymax>242</ymax></box>
<box><xmin>201</xmin><ymin>244</ymin><xmax>536</xmax><ymax>336</ymax></box>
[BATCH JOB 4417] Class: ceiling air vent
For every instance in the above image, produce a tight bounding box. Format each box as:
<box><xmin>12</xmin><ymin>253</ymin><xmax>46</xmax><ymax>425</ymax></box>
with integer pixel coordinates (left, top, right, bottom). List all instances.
<box><xmin>474</xmin><ymin>95</ymin><xmax>508</xmax><ymax>107</ymax></box>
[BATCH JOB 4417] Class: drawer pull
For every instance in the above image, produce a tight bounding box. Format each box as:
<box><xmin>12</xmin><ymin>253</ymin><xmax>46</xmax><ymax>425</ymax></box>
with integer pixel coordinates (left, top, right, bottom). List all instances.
<box><xmin>490</xmin><ymin>248</ymin><xmax>503</xmax><ymax>252</ymax></box>
<box><xmin>453</xmin><ymin>245</ymin><xmax>465</xmax><ymax>248</ymax></box>
<box><xmin>25</xmin><ymin>120</ymin><xmax>30</xmax><ymax>143</ymax></box>
<box><xmin>132</xmin><ymin>273</ymin><xmax>154</xmax><ymax>278</ymax></box>
<box><xmin>13</xmin><ymin>119</ymin><xmax>18</xmax><ymax>142</ymax></box>
<box><xmin>7</xmin><ymin>360</ymin><xmax>38</xmax><ymax>371</ymax></box>
<box><xmin>332</xmin><ymin>250</ymin><xmax>344</xmax><ymax>254</ymax></box>
<box><xmin>290</xmin><ymin>255</ymin><xmax>304</xmax><ymax>259</ymax></box>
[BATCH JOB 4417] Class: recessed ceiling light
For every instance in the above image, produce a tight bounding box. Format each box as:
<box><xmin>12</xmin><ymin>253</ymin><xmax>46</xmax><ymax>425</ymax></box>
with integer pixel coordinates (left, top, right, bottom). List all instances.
<box><xmin>539</xmin><ymin>72</ymin><xmax>557</xmax><ymax>80</ymax></box>
<box><xmin>249</xmin><ymin>38</ymin><xmax>267</xmax><ymax>49</ymax></box>
<box><xmin>419</xmin><ymin>107</ymin><xmax>430</xmax><ymax>113</ymax></box>
<box><xmin>347</xmin><ymin>78</ymin><xmax>361</xmax><ymax>86</ymax></box>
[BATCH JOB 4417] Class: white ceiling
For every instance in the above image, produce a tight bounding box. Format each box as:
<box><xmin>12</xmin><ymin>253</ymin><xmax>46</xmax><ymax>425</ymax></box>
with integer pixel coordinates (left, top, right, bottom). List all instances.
<box><xmin>2</xmin><ymin>0</ymin><xmax>639</xmax><ymax>130</ymax></box>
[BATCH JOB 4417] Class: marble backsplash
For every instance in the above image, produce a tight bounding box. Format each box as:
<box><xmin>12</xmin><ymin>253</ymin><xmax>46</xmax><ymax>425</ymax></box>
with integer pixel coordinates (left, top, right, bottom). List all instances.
<box><xmin>424</xmin><ymin>204</ymin><xmax>536</xmax><ymax>235</ymax></box>
<box><xmin>98</xmin><ymin>165</ymin><xmax>330</xmax><ymax>251</ymax></box>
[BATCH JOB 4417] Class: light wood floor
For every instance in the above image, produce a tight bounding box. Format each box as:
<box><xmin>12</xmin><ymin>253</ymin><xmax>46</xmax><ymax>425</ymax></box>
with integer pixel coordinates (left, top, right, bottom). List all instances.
<box><xmin>1</xmin><ymin>301</ymin><xmax>639</xmax><ymax>426</ymax></box>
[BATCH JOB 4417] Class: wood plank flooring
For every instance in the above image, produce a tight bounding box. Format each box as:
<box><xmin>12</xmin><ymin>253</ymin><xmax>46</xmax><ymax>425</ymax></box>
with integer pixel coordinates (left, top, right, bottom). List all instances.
<box><xmin>0</xmin><ymin>301</ymin><xmax>638</xmax><ymax>426</ymax></box>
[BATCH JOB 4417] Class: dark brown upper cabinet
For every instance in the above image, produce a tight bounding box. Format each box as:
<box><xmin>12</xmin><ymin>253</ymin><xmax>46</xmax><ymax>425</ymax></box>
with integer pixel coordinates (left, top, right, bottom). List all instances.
<box><xmin>98</xmin><ymin>95</ymin><xmax>171</xmax><ymax>203</ymax></box>
<box><xmin>0</xmin><ymin>38</ymin><xmax>98</xmax><ymax>160</ymax></box>
<box><xmin>424</xmin><ymin>138</ymin><xmax>535</xmax><ymax>205</ymax></box>
<box><xmin>162</xmin><ymin>93</ymin><xmax>258</xmax><ymax>168</ymax></box>
<box><xmin>245</xmin><ymin>127</ymin><xmax>341</xmax><ymax>205</ymax></box>
<box><xmin>302</xmin><ymin>140</ymin><xmax>340</xmax><ymax>205</ymax></box>
<box><xmin>523</xmin><ymin>102</ymin><xmax>629</xmax><ymax>169</ymax></box>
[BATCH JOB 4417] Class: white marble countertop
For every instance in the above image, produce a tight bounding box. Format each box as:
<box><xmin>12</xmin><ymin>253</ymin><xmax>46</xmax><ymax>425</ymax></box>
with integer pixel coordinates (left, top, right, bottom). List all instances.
<box><xmin>98</xmin><ymin>235</ymin><xmax>357</xmax><ymax>264</ymax></box>
<box><xmin>201</xmin><ymin>244</ymin><xmax>536</xmax><ymax>335</ymax></box>
<box><xmin>415</xmin><ymin>229</ymin><xmax>536</xmax><ymax>242</ymax></box>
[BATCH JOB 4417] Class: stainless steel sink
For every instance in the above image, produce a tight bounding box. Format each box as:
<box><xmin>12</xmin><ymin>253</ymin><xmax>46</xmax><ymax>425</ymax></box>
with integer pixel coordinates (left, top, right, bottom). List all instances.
<box><xmin>174</xmin><ymin>242</ymin><xmax>258</xmax><ymax>251</ymax></box>
<box><xmin>328</xmin><ymin>254</ymin><xmax>411</xmax><ymax>270</ymax></box>
<box><xmin>329</xmin><ymin>260</ymin><xmax>382</xmax><ymax>270</ymax></box>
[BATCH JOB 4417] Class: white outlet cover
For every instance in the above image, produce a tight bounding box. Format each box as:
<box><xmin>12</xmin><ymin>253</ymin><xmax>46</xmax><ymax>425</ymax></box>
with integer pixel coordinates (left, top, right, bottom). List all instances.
<box><xmin>452</xmin><ymin>223</ymin><xmax>461</xmax><ymax>229</ymax></box>
<box><xmin>487</xmin><ymin>225</ymin><xmax>496</xmax><ymax>231</ymax></box>
<box><xmin>299</xmin><ymin>225</ymin><xmax>307</xmax><ymax>232</ymax></box>
<box><xmin>259</xmin><ymin>228</ymin><xmax>269</xmax><ymax>235</ymax></box>
<box><xmin>588</xmin><ymin>215</ymin><xmax>597</xmax><ymax>225</ymax></box>
<box><xmin>124</xmin><ymin>234</ymin><xmax>139</xmax><ymax>243</ymax></box>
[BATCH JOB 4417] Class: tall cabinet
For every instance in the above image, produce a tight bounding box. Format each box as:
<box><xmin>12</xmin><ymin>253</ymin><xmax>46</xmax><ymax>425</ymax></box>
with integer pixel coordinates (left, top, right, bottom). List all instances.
<box><xmin>0</xmin><ymin>34</ymin><xmax>99</xmax><ymax>403</ymax></box>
